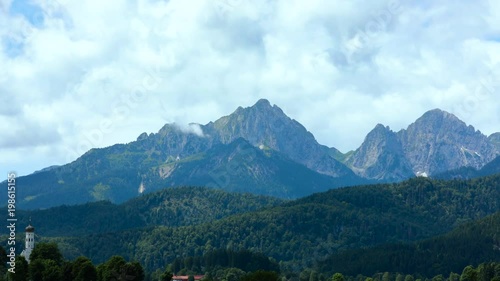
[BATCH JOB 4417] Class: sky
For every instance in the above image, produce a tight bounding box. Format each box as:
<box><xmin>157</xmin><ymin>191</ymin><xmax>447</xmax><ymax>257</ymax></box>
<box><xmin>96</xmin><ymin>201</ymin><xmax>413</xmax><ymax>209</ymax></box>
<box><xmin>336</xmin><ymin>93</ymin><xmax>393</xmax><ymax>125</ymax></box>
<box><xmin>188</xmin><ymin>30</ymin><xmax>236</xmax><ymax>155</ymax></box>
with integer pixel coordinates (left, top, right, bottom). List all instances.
<box><xmin>1</xmin><ymin>0</ymin><xmax>500</xmax><ymax>177</ymax></box>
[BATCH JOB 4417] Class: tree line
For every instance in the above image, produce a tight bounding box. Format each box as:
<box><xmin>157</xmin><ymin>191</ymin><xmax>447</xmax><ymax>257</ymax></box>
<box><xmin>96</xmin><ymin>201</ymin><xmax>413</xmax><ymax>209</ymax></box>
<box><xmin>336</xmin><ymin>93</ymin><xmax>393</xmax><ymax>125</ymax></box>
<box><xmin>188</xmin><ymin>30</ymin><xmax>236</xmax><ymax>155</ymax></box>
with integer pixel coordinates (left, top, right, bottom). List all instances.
<box><xmin>1</xmin><ymin>243</ymin><xmax>499</xmax><ymax>281</ymax></box>
<box><xmin>320</xmin><ymin>263</ymin><xmax>500</xmax><ymax>281</ymax></box>
<box><xmin>0</xmin><ymin>243</ymin><xmax>280</xmax><ymax>281</ymax></box>
<box><xmin>0</xmin><ymin>242</ymin><xmax>145</xmax><ymax>281</ymax></box>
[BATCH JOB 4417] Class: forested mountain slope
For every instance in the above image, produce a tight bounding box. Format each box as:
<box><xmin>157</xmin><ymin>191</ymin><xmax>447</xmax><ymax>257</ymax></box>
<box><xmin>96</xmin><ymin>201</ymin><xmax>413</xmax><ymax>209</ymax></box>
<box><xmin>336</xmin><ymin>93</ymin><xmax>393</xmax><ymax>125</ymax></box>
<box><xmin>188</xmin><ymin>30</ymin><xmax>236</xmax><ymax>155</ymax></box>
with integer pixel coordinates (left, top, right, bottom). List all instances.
<box><xmin>317</xmin><ymin>211</ymin><xmax>500</xmax><ymax>277</ymax></box>
<box><xmin>47</xmin><ymin>175</ymin><xmax>500</xmax><ymax>271</ymax></box>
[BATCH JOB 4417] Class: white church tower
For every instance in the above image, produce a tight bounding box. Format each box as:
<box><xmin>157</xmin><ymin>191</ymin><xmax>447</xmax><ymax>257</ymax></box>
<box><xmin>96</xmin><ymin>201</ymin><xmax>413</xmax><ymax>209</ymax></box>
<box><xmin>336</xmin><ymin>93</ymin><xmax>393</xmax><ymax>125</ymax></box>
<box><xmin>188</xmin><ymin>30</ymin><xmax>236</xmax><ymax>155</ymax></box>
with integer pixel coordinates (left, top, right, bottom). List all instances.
<box><xmin>20</xmin><ymin>220</ymin><xmax>35</xmax><ymax>263</ymax></box>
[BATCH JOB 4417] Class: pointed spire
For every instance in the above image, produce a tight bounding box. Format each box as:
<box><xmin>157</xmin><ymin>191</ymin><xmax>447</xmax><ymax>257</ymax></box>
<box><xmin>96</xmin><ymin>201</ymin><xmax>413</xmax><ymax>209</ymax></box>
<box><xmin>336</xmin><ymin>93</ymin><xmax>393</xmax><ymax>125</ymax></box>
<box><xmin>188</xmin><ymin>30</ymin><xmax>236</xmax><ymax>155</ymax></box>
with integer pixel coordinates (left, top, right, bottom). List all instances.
<box><xmin>26</xmin><ymin>218</ymin><xmax>35</xmax><ymax>232</ymax></box>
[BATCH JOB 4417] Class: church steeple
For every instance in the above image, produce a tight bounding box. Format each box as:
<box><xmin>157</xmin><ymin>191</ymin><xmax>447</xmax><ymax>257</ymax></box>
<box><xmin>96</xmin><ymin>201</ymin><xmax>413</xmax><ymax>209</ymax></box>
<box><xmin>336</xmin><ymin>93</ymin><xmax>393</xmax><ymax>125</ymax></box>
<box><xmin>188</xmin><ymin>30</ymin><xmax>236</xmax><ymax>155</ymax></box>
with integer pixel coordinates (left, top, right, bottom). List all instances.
<box><xmin>26</xmin><ymin>217</ymin><xmax>35</xmax><ymax>233</ymax></box>
<box><xmin>21</xmin><ymin>218</ymin><xmax>35</xmax><ymax>263</ymax></box>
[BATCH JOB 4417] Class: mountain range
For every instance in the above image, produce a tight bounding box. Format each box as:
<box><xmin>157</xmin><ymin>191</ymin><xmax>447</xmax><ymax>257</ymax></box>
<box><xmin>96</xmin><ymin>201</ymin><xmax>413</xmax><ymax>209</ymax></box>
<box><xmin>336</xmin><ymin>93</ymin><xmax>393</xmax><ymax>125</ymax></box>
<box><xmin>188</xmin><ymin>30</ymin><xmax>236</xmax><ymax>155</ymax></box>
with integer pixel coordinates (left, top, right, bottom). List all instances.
<box><xmin>345</xmin><ymin>109</ymin><xmax>499</xmax><ymax>180</ymax></box>
<box><xmin>2</xmin><ymin>99</ymin><xmax>499</xmax><ymax>210</ymax></box>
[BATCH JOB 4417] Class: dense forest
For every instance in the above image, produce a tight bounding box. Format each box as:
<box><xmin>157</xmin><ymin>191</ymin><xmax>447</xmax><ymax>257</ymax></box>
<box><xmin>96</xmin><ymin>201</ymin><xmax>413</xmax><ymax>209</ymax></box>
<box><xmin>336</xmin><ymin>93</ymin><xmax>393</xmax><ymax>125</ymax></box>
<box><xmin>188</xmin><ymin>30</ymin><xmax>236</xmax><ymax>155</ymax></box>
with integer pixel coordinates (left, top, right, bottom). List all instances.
<box><xmin>34</xmin><ymin>175</ymin><xmax>500</xmax><ymax>272</ymax></box>
<box><xmin>1</xmin><ymin>242</ymin><xmax>499</xmax><ymax>281</ymax></box>
<box><xmin>316</xmin><ymin>211</ymin><xmax>500</xmax><ymax>277</ymax></box>
<box><xmin>3</xmin><ymin>187</ymin><xmax>283</xmax><ymax>237</ymax></box>
<box><xmin>0</xmin><ymin>242</ymin><xmax>283</xmax><ymax>281</ymax></box>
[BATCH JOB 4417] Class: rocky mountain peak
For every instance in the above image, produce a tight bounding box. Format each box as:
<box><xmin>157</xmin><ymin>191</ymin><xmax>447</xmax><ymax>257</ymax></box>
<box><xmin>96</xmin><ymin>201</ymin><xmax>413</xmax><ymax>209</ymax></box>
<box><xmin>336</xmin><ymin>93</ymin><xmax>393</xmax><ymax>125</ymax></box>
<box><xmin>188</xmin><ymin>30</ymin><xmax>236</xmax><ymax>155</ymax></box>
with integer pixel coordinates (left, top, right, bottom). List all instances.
<box><xmin>398</xmin><ymin>109</ymin><xmax>497</xmax><ymax>175</ymax></box>
<box><xmin>207</xmin><ymin>99</ymin><xmax>353</xmax><ymax>177</ymax></box>
<box><xmin>211</xmin><ymin>99</ymin><xmax>285</xmax><ymax>131</ymax></box>
<box><xmin>345</xmin><ymin>123</ymin><xmax>413</xmax><ymax>181</ymax></box>
<box><xmin>343</xmin><ymin>108</ymin><xmax>499</xmax><ymax>180</ymax></box>
<box><xmin>137</xmin><ymin>132</ymin><xmax>149</xmax><ymax>141</ymax></box>
<box><xmin>157</xmin><ymin>123</ymin><xmax>177</xmax><ymax>136</ymax></box>
<box><xmin>242</xmin><ymin>98</ymin><xmax>285</xmax><ymax>117</ymax></box>
<box><xmin>254</xmin><ymin>98</ymin><xmax>272</xmax><ymax>108</ymax></box>
<box><xmin>412</xmin><ymin>109</ymin><xmax>466</xmax><ymax>131</ymax></box>
<box><xmin>371</xmin><ymin>124</ymin><xmax>392</xmax><ymax>134</ymax></box>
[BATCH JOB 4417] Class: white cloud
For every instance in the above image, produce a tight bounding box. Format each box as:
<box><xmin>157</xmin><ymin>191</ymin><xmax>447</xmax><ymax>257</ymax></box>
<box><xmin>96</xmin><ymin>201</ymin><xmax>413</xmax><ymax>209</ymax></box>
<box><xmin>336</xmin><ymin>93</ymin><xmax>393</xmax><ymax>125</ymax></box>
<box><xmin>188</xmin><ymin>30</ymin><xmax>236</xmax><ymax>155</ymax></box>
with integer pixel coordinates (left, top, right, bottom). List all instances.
<box><xmin>175</xmin><ymin>123</ymin><xmax>205</xmax><ymax>137</ymax></box>
<box><xmin>1</xmin><ymin>0</ymin><xmax>500</xmax><ymax>176</ymax></box>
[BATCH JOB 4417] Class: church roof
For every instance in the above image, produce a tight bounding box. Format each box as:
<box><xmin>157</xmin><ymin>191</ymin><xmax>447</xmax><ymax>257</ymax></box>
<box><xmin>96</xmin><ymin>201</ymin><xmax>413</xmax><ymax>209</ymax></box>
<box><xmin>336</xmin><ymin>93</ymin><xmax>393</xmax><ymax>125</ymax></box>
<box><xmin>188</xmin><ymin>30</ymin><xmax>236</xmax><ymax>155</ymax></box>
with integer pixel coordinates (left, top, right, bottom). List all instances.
<box><xmin>26</xmin><ymin>224</ymin><xmax>35</xmax><ymax>232</ymax></box>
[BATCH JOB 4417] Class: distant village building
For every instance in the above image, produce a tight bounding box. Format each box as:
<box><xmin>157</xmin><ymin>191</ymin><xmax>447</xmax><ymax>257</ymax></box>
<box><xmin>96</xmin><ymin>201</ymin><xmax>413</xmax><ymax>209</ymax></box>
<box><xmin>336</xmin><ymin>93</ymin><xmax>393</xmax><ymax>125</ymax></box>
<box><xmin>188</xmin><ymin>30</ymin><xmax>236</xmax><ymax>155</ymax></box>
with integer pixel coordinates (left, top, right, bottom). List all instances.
<box><xmin>20</xmin><ymin>221</ymin><xmax>35</xmax><ymax>263</ymax></box>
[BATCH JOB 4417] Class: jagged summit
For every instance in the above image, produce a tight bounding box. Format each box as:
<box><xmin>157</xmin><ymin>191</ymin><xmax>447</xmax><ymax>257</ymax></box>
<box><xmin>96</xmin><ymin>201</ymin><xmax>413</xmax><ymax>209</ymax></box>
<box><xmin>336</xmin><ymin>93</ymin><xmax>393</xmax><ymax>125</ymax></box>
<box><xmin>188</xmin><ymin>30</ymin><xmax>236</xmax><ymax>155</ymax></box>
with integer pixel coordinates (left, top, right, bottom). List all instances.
<box><xmin>424</xmin><ymin>108</ymin><xmax>452</xmax><ymax>115</ymax></box>
<box><xmin>372</xmin><ymin>124</ymin><xmax>392</xmax><ymax>132</ymax></box>
<box><xmin>399</xmin><ymin>109</ymin><xmax>497</xmax><ymax>175</ymax></box>
<box><xmin>236</xmin><ymin>98</ymin><xmax>284</xmax><ymax>116</ymax></box>
<box><xmin>367</xmin><ymin>123</ymin><xmax>392</xmax><ymax>136</ymax></box>
<box><xmin>412</xmin><ymin>108</ymin><xmax>465</xmax><ymax>129</ymax></box>
<box><xmin>254</xmin><ymin>98</ymin><xmax>272</xmax><ymax>108</ymax></box>
<box><xmin>345</xmin><ymin>123</ymin><xmax>413</xmax><ymax>181</ymax></box>
<box><xmin>207</xmin><ymin>99</ymin><xmax>354</xmax><ymax>177</ymax></box>
<box><xmin>343</xmin><ymin>108</ymin><xmax>499</xmax><ymax>180</ymax></box>
<box><xmin>230</xmin><ymin>99</ymin><xmax>285</xmax><ymax>116</ymax></box>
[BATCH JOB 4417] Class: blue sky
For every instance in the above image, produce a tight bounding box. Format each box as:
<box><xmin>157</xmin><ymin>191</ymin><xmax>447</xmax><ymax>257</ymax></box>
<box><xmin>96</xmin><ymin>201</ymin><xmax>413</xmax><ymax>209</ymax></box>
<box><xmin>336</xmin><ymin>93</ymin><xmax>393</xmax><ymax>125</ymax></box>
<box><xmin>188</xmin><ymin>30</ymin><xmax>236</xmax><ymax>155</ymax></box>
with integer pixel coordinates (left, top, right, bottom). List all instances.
<box><xmin>1</xmin><ymin>0</ymin><xmax>500</xmax><ymax>176</ymax></box>
<box><xmin>9</xmin><ymin>0</ymin><xmax>45</xmax><ymax>26</ymax></box>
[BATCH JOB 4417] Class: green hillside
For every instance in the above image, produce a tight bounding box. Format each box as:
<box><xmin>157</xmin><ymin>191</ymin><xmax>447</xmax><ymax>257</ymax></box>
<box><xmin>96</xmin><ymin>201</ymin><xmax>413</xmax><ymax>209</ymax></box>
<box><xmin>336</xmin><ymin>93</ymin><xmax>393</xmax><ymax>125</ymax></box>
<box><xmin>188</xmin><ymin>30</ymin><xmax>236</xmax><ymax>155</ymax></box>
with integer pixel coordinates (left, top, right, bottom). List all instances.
<box><xmin>44</xmin><ymin>175</ymin><xmax>500</xmax><ymax>271</ymax></box>
<box><xmin>4</xmin><ymin>138</ymin><xmax>365</xmax><ymax>210</ymax></box>
<box><xmin>317</xmin><ymin>211</ymin><xmax>500</xmax><ymax>278</ymax></box>
<box><xmin>6</xmin><ymin>187</ymin><xmax>284</xmax><ymax>237</ymax></box>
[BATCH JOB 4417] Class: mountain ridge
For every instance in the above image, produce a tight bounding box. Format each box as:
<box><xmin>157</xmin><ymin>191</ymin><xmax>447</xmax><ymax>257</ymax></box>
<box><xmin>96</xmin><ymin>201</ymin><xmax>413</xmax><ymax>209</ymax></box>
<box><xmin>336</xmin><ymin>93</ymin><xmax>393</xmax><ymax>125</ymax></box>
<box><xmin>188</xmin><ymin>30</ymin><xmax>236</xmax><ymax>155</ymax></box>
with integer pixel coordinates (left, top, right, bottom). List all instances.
<box><xmin>2</xmin><ymin>99</ymin><xmax>499</xmax><ymax>209</ymax></box>
<box><xmin>205</xmin><ymin>99</ymin><xmax>355</xmax><ymax>178</ymax></box>
<box><xmin>345</xmin><ymin>124</ymin><xmax>414</xmax><ymax>181</ymax></box>
<box><xmin>344</xmin><ymin>108</ymin><xmax>499</xmax><ymax>180</ymax></box>
<box><xmin>141</xmin><ymin>137</ymin><xmax>364</xmax><ymax>199</ymax></box>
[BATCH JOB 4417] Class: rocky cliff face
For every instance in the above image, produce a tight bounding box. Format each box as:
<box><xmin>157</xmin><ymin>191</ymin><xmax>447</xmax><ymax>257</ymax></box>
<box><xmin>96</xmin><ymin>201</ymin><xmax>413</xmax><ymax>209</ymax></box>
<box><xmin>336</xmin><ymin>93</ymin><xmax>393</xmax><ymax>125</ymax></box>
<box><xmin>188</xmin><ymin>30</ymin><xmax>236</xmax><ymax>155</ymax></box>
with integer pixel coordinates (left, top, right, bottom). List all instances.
<box><xmin>205</xmin><ymin>99</ymin><xmax>355</xmax><ymax>177</ymax></box>
<box><xmin>398</xmin><ymin>109</ymin><xmax>498</xmax><ymax>176</ymax></box>
<box><xmin>345</xmin><ymin>124</ymin><xmax>413</xmax><ymax>181</ymax></box>
<box><xmin>344</xmin><ymin>109</ymin><xmax>499</xmax><ymax>180</ymax></box>
<box><xmin>489</xmin><ymin>133</ymin><xmax>500</xmax><ymax>152</ymax></box>
<box><xmin>152</xmin><ymin>138</ymin><xmax>360</xmax><ymax>198</ymax></box>
<box><xmin>135</xmin><ymin>99</ymin><xmax>354</xmax><ymax>178</ymax></box>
